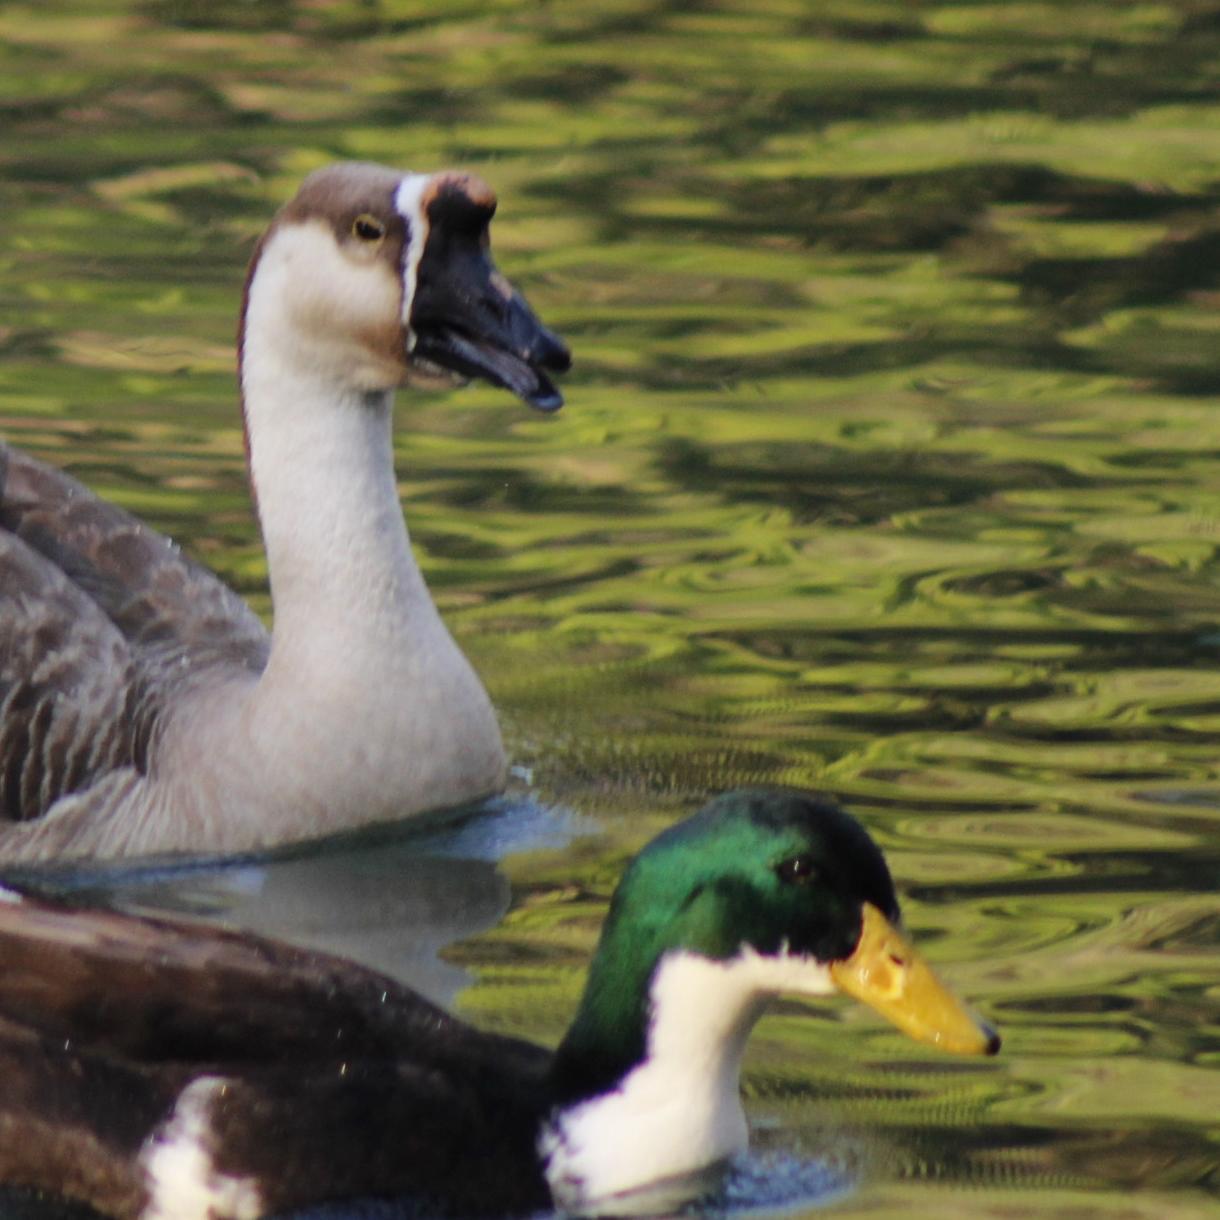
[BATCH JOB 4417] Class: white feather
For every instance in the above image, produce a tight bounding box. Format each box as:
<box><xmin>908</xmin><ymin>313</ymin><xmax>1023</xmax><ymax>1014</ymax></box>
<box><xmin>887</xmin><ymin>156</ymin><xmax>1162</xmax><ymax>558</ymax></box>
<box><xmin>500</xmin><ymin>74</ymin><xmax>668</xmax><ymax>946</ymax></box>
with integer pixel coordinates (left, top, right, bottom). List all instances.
<box><xmin>541</xmin><ymin>945</ymin><xmax>836</xmax><ymax>1211</ymax></box>
<box><xmin>395</xmin><ymin>172</ymin><xmax>432</xmax><ymax>349</ymax></box>
<box><xmin>140</xmin><ymin>1077</ymin><xmax>263</xmax><ymax>1220</ymax></box>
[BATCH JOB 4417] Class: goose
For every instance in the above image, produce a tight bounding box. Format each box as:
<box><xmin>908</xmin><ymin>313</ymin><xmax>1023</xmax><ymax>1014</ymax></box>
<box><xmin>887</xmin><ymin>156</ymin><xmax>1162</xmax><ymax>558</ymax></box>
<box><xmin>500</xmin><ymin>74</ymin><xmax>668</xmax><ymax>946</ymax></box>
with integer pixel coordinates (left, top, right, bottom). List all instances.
<box><xmin>0</xmin><ymin>788</ymin><xmax>999</xmax><ymax>1219</ymax></box>
<box><xmin>0</xmin><ymin>162</ymin><xmax>570</xmax><ymax>862</ymax></box>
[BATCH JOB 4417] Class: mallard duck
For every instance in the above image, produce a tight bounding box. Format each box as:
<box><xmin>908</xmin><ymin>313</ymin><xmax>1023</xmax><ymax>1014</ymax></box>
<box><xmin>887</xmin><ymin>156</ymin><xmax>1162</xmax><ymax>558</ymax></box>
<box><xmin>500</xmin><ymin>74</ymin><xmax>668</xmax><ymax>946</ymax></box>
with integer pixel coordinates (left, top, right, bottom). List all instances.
<box><xmin>0</xmin><ymin>788</ymin><xmax>998</xmax><ymax>1218</ymax></box>
<box><xmin>0</xmin><ymin>162</ymin><xmax>570</xmax><ymax>862</ymax></box>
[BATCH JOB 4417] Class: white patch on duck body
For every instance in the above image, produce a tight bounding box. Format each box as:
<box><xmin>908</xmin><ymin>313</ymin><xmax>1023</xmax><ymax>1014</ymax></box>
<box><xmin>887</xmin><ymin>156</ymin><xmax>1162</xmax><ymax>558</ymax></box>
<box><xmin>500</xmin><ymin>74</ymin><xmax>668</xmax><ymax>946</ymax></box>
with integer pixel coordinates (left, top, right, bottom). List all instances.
<box><xmin>541</xmin><ymin>945</ymin><xmax>836</xmax><ymax>1213</ymax></box>
<box><xmin>140</xmin><ymin>1076</ymin><xmax>262</xmax><ymax>1220</ymax></box>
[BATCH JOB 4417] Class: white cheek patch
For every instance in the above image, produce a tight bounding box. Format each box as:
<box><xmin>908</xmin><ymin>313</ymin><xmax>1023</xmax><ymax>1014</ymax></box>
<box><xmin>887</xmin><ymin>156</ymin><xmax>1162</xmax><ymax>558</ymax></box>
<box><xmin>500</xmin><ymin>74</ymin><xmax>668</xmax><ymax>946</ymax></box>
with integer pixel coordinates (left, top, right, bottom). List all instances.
<box><xmin>394</xmin><ymin>173</ymin><xmax>433</xmax><ymax>350</ymax></box>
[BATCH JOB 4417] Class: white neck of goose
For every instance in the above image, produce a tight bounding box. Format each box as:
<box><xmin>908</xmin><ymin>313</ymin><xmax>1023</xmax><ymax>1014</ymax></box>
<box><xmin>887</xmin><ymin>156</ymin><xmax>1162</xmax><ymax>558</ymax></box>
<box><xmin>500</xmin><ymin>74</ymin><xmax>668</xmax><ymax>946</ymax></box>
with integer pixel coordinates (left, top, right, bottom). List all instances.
<box><xmin>239</xmin><ymin>214</ymin><xmax>438</xmax><ymax>669</ymax></box>
<box><xmin>541</xmin><ymin>946</ymin><xmax>837</xmax><ymax>1212</ymax></box>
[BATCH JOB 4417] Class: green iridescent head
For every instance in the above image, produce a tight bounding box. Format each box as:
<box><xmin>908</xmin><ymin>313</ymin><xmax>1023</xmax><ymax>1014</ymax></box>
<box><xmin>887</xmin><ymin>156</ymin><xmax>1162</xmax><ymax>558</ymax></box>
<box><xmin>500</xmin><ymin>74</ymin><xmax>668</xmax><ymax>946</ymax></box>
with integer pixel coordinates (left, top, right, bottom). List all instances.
<box><xmin>552</xmin><ymin>788</ymin><xmax>904</xmax><ymax>1100</ymax></box>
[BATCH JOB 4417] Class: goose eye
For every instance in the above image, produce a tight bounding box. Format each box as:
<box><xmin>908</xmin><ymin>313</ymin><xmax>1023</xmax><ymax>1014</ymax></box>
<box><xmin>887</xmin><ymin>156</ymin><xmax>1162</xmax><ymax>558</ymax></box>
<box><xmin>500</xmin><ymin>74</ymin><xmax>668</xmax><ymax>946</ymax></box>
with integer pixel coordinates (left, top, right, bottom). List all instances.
<box><xmin>775</xmin><ymin>855</ymin><xmax>817</xmax><ymax>886</ymax></box>
<box><xmin>352</xmin><ymin>213</ymin><xmax>386</xmax><ymax>242</ymax></box>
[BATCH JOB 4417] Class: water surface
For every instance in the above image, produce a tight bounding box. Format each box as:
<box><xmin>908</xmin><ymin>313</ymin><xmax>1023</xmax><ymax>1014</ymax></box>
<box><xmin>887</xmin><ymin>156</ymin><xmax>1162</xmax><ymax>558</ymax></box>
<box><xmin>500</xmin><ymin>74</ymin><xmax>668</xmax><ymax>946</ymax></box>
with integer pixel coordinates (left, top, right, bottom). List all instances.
<box><xmin>2</xmin><ymin>2</ymin><xmax>1219</xmax><ymax>1217</ymax></box>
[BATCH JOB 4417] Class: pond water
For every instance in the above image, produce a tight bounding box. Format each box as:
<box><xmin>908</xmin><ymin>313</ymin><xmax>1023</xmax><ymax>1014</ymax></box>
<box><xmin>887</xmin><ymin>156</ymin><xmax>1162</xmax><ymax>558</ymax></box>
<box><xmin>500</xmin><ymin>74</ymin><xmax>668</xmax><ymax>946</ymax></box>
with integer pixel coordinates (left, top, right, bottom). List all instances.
<box><xmin>2</xmin><ymin>1</ymin><xmax>1219</xmax><ymax>1217</ymax></box>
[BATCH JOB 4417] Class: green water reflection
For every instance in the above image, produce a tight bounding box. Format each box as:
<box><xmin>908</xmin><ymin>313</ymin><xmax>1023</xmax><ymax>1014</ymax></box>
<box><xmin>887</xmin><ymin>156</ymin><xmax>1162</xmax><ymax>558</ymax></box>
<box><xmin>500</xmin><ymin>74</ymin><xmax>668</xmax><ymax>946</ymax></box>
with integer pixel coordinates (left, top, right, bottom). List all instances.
<box><xmin>3</xmin><ymin>0</ymin><xmax>1220</xmax><ymax>1216</ymax></box>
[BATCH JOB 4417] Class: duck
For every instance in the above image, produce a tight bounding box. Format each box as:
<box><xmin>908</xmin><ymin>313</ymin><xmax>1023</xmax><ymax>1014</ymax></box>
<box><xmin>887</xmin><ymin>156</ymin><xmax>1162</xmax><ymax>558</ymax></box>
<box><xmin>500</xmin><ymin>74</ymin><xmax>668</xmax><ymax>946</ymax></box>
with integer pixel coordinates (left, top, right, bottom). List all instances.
<box><xmin>0</xmin><ymin>788</ymin><xmax>1000</xmax><ymax>1219</ymax></box>
<box><xmin>0</xmin><ymin>162</ymin><xmax>570</xmax><ymax>862</ymax></box>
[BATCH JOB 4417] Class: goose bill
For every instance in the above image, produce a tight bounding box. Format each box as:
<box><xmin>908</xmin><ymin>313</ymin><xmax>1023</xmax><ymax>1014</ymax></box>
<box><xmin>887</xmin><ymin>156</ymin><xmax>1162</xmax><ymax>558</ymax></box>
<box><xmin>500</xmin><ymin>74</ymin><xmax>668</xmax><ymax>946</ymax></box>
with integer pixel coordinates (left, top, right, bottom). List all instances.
<box><xmin>411</xmin><ymin>326</ymin><xmax>565</xmax><ymax>413</ymax></box>
<box><xmin>408</xmin><ymin>236</ymin><xmax>570</xmax><ymax>413</ymax></box>
<box><xmin>829</xmin><ymin>902</ymin><xmax>1001</xmax><ymax>1055</ymax></box>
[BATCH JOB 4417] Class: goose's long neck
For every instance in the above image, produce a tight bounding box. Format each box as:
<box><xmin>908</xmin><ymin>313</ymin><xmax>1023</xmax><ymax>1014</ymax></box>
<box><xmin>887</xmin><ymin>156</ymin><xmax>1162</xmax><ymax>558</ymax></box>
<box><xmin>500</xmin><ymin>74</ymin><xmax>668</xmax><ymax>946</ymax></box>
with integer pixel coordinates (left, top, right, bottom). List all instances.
<box><xmin>179</xmin><ymin>207</ymin><xmax>506</xmax><ymax>845</ymax></box>
<box><xmin>238</xmin><ymin>229</ymin><xmax>440</xmax><ymax>677</ymax></box>
<box><xmin>226</xmin><ymin>271</ymin><xmax>504</xmax><ymax>839</ymax></box>
<box><xmin>244</xmin><ymin>368</ymin><xmax>428</xmax><ymax>658</ymax></box>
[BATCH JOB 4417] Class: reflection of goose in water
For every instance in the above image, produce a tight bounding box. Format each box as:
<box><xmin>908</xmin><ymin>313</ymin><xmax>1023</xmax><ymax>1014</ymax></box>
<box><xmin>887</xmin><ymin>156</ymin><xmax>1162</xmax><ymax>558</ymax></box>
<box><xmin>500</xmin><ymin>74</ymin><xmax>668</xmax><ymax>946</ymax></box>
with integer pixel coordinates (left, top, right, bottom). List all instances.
<box><xmin>0</xmin><ymin>789</ymin><xmax>999</xmax><ymax>1219</ymax></box>
<box><xmin>0</xmin><ymin>162</ymin><xmax>570</xmax><ymax>863</ymax></box>
<box><xmin>11</xmin><ymin>795</ymin><xmax>579</xmax><ymax>1008</ymax></box>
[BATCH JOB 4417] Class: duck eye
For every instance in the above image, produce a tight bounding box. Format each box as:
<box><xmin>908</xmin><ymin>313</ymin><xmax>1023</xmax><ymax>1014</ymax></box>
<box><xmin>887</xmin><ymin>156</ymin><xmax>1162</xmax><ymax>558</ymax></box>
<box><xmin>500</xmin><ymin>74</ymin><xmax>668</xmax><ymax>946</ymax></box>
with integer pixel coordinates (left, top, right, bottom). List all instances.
<box><xmin>775</xmin><ymin>855</ymin><xmax>817</xmax><ymax>886</ymax></box>
<box><xmin>352</xmin><ymin>214</ymin><xmax>386</xmax><ymax>242</ymax></box>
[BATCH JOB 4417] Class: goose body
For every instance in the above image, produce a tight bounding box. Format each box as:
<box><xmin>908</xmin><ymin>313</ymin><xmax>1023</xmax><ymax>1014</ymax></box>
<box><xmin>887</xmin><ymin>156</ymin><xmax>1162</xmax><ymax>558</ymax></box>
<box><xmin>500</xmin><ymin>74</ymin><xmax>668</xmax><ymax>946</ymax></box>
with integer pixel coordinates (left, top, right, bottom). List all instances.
<box><xmin>0</xmin><ymin>789</ymin><xmax>999</xmax><ymax>1218</ymax></box>
<box><xmin>0</xmin><ymin>163</ymin><xmax>569</xmax><ymax>862</ymax></box>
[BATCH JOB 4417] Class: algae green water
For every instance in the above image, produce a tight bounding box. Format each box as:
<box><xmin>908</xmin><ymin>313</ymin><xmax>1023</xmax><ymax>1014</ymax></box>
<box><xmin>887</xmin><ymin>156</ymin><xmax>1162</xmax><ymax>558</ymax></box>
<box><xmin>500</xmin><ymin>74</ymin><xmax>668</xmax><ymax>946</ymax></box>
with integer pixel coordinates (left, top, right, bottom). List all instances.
<box><xmin>2</xmin><ymin>1</ymin><xmax>1219</xmax><ymax>1217</ymax></box>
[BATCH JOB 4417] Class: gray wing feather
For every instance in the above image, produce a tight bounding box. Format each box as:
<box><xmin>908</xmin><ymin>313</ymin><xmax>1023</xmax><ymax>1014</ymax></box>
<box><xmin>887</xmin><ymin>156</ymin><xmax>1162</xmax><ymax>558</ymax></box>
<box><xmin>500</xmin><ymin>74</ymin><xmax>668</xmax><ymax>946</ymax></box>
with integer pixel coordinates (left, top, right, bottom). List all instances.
<box><xmin>1</xmin><ymin>444</ymin><xmax>268</xmax><ymax>666</ymax></box>
<box><xmin>0</xmin><ymin>533</ymin><xmax>138</xmax><ymax>822</ymax></box>
<box><xmin>0</xmin><ymin>443</ymin><xmax>270</xmax><ymax>823</ymax></box>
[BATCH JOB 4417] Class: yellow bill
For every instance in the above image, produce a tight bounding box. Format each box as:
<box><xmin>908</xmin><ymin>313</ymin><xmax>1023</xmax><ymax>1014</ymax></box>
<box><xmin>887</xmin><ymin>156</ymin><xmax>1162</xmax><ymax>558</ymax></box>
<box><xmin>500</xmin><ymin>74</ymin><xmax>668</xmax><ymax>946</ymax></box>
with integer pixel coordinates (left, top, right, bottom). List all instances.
<box><xmin>829</xmin><ymin>903</ymin><xmax>1000</xmax><ymax>1055</ymax></box>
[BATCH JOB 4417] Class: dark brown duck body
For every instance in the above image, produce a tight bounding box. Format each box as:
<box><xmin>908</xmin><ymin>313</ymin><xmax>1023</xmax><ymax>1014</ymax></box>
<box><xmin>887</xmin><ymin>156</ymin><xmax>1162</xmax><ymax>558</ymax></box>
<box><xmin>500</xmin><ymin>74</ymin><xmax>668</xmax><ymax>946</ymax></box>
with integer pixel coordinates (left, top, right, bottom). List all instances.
<box><xmin>0</xmin><ymin>891</ymin><xmax>552</xmax><ymax>1218</ymax></box>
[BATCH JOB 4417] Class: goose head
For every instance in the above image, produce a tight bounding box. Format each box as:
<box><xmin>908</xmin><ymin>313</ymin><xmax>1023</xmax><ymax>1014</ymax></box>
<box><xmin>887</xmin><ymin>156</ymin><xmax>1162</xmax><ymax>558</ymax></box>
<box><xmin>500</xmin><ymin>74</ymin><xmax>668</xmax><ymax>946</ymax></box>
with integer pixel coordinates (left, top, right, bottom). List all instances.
<box><xmin>241</xmin><ymin>161</ymin><xmax>570</xmax><ymax>410</ymax></box>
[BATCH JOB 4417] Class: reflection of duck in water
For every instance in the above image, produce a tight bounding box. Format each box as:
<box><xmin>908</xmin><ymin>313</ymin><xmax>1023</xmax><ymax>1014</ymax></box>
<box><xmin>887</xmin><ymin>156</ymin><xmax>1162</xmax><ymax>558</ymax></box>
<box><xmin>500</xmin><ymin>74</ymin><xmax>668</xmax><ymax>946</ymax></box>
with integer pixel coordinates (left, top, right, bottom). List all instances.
<box><xmin>0</xmin><ymin>789</ymin><xmax>999</xmax><ymax>1218</ymax></box>
<box><xmin>0</xmin><ymin>162</ymin><xmax>570</xmax><ymax>863</ymax></box>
